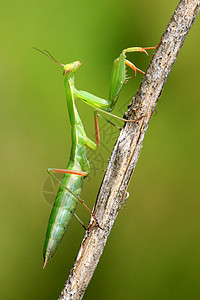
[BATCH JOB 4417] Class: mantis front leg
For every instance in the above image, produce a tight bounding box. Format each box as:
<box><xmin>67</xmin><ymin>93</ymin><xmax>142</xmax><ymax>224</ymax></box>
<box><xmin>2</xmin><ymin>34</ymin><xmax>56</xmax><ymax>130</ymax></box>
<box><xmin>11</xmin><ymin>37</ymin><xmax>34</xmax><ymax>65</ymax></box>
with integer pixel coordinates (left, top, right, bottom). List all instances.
<box><xmin>76</xmin><ymin>46</ymin><xmax>157</xmax><ymax>113</ymax></box>
<box><xmin>76</xmin><ymin>46</ymin><xmax>157</xmax><ymax>149</ymax></box>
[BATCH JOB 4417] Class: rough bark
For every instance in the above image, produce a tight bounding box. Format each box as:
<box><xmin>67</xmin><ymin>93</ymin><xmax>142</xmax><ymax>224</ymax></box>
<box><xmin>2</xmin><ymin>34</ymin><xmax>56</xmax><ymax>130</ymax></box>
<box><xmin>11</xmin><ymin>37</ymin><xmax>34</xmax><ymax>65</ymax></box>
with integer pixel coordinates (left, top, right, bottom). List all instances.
<box><xmin>58</xmin><ymin>0</ymin><xmax>200</xmax><ymax>299</ymax></box>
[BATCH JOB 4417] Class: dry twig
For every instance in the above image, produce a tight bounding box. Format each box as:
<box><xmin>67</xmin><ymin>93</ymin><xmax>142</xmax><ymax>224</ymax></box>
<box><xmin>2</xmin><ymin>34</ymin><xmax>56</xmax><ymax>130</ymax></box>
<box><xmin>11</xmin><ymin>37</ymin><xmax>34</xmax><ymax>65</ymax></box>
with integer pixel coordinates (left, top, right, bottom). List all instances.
<box><xmin>58</xmin><ymin>0</ymin><xmax>200</xmax><ymax>299</ymax></box>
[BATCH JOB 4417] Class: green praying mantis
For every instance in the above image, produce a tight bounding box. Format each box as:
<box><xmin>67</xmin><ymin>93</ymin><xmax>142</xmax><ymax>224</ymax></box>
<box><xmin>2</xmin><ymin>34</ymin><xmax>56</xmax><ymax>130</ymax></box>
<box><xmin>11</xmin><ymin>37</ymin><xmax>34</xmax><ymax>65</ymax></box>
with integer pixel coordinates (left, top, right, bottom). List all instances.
<box><xmin>34</xmin><ymin>45</ymin><xmax>157</xmax><ymax>269</ymax></box>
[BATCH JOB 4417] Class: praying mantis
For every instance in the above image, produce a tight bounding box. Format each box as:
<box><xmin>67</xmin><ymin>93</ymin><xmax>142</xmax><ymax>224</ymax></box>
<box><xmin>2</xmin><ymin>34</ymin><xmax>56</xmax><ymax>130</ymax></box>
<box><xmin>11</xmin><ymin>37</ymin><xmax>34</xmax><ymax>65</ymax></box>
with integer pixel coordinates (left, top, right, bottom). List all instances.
<box><xmin>34</xmin><ymin>45</ymin><xmax>157</xmax><ymax>269</ymax></box>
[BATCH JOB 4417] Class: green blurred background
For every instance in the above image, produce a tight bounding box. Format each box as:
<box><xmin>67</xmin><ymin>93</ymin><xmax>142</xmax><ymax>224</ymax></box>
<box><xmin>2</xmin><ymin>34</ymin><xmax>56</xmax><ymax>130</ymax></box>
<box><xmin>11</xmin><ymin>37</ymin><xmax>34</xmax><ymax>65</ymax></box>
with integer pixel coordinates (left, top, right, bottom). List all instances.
<box><xmin>1</xmin><ymin>0</ymin><xmax>200</xmax><ymax>299</ymax></box>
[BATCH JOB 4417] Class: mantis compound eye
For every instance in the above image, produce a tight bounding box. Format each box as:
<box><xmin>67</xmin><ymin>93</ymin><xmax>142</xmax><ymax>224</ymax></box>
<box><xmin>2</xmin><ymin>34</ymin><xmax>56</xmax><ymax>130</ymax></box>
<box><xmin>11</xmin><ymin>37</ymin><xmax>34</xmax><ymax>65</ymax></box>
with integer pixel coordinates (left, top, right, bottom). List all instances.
<box><xmin>63</xmin><ymin>67</ymin><xmax>72</xmax><ymax>75</ymax></box>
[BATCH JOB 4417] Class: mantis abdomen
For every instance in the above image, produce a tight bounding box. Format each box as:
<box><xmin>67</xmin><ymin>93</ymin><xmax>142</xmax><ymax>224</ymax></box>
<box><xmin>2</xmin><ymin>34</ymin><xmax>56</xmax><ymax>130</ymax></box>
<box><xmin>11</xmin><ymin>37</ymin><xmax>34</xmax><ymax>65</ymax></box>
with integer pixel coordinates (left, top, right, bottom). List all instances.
<box><xmin>43</xmin><ymin>172</ymin><xmax>84</xmax><ymax>263</ymax></box>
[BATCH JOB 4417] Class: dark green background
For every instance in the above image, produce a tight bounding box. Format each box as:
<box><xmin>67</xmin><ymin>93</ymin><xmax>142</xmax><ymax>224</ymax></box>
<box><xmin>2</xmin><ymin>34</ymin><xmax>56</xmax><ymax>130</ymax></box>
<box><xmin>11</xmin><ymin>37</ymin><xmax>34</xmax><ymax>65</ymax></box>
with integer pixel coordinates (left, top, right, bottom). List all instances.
<box><xmin>1</xmin><ymin>0</ymin><xmax>200</xmax><ymax>299</ymax></box>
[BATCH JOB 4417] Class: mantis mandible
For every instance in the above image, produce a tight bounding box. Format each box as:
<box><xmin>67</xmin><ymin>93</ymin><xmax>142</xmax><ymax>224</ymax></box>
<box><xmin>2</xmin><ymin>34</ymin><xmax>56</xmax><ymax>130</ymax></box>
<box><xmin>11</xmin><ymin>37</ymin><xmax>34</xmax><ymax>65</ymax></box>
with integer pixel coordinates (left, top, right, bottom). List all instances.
<box><xmin>34</xmin><ymin>45</ymin><xmax>156</xmax><ymax>269</ymax></box>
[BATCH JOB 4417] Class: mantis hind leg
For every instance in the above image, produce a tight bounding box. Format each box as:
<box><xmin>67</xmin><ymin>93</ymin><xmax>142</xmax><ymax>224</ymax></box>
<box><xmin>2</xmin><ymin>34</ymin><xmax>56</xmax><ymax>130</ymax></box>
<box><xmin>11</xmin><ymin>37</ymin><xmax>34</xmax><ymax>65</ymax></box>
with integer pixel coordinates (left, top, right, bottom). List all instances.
<box><xmin>95</xmin><ymin>107</ymin><xmax>145</xmax><ymax>123</ymax></box>
<box><xmin>47</xmin><ymin>168</ymin><xmax>102</xmax><ymax>229</ymax></box>
<box><xmin>97</xmin><ymin>112</ymin><xmax>121</xmax><ymax>130</ymax></box>
<box><xmin>48</xmin><ymin>168</ymin><xmax>88</xmax><ymax>177</ymax></box>
<box><xmin>90</xmin><ymin>108</ymin><xmax>145</xmax><ymax>151</ymax></box>
<box><xmin>74</xmin><ymin>213</ymin><xmax>86</xmax><ymax>230</ymax></box>
<box><xmin>120</xmin><ymin>191</ymin><xmax>129</xmax><ymax>208</ymax></box>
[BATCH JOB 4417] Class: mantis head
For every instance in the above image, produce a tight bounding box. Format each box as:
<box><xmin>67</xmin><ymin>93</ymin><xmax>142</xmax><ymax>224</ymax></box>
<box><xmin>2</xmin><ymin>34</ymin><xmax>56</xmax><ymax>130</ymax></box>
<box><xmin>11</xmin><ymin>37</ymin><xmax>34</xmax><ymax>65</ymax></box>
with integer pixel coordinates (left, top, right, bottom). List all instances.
<box><xmin>33</xmin><ymin>47</ymin><xmax>82</xmax><ymax>77</ymax></box>
<box><xmin>63</xmin><ymin>61</ymin><xmax>82</xmax><ymax>77</ymax></box>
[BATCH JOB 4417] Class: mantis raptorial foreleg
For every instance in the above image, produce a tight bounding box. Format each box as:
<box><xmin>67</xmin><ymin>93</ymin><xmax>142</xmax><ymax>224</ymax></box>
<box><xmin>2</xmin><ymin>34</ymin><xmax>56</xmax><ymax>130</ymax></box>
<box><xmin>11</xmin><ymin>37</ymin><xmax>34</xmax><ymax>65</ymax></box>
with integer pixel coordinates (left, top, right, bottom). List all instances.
<box><xmin>75</xmin><ymin>46</ymin><xmax>157</xmax><ymax>144</ymax></box>
<box><xmin>74</xmin><ymin>46</ymin><xmax>157</xmax><ymax>114</ymax></box>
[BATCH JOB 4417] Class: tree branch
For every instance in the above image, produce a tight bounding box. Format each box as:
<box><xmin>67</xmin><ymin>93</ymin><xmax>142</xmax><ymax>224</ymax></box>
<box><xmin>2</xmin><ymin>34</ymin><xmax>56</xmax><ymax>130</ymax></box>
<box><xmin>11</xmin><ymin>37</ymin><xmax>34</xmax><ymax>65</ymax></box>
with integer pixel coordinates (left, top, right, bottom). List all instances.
<box><xmin>58</xmin><ymin>0</ymin><xmax>200</xmax><ymax>299</ymax></box>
